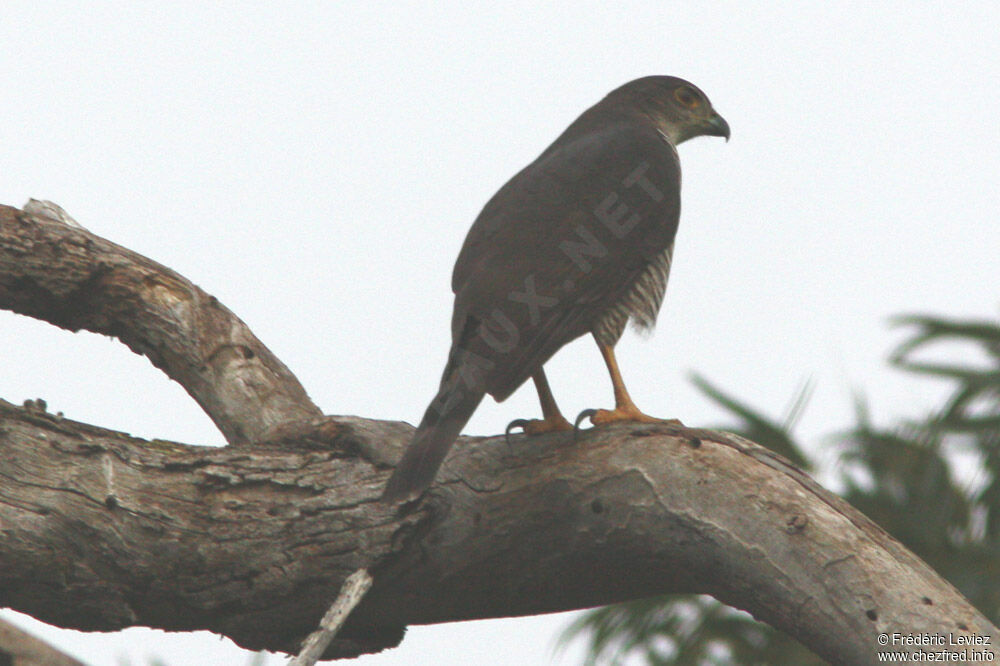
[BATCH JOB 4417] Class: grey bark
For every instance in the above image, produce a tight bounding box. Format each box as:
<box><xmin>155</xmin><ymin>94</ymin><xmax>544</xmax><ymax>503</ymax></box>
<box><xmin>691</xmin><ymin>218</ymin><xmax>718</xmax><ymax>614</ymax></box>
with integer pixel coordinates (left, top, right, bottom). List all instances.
<box><xmin>0</xmin><ymin>202</ymin><xmax>995</xmax><ymax>664</ymax></box>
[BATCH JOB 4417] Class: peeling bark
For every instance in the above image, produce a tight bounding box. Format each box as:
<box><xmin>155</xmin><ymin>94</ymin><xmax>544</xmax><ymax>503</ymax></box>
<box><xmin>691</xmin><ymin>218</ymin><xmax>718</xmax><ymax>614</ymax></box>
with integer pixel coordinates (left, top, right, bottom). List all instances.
<box><xmin>0</xmin><ymin>202</ymin><xmax>996</xmax><ymax>664</ymax></box>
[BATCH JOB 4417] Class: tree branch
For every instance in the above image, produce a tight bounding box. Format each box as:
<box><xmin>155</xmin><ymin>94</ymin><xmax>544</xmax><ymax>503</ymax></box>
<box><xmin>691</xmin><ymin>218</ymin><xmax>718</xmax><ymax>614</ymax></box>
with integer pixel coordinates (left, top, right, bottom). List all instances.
<box><xmin>0</xmin><ymin>617</ymin><xmax>85</xmax><ymax>666</ymax></box>
<box><xmin>0</xmin><ymin>202</ymin><xmax>996</xmax><ymax>664</ymax></box>
<box><xmin>0</xmin><ymin>203</ymin><xmax>321</xmax><ymax>445</ymax></box>
<box><xmin>290</xmin><ymin>569</ymin><xmax>374</xmax><ymax>666</ymax></box>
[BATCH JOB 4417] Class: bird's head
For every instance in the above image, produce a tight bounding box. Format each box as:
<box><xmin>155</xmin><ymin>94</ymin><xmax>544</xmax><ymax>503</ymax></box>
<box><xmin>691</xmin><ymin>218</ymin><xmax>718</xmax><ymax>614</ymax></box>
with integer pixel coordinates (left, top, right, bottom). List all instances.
<box><xmin>609</xmin><ymin>75</ymin><xmax>730</xmax><ymax>146</ymax></box>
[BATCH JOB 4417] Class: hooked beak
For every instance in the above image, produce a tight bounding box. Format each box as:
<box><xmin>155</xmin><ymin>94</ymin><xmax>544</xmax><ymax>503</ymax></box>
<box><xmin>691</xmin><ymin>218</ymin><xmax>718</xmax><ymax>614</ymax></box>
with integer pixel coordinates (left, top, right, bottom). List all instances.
<box><xmin>705</xmin><ymin>112</ymin><xmax>730</xmax><ymax>142</ymax></box>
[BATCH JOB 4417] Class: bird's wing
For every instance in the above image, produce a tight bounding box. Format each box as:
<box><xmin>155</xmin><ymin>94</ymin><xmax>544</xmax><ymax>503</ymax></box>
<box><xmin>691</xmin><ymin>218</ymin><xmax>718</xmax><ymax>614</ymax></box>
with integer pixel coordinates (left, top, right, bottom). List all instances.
<box><xmin>449</xmin><ymin>121</ymin><xmax>682</xmax><ymax>401</ymax></box>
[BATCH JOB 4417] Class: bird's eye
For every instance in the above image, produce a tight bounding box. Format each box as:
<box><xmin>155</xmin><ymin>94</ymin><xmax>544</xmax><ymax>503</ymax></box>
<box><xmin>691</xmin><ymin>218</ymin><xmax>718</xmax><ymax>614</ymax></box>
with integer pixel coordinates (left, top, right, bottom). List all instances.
<box><xmin>674</xmin><ymin>86</ymin><xmax>700</xmax><ymax>109</ymax></box>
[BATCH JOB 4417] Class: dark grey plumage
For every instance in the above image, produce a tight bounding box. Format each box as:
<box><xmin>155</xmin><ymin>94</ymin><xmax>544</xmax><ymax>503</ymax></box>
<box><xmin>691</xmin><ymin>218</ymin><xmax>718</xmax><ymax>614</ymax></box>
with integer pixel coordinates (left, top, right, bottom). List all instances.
<box><xmin>383</xmin><ymin>76</ymin><xmax>728</xmax><ymax>501</ymax></box>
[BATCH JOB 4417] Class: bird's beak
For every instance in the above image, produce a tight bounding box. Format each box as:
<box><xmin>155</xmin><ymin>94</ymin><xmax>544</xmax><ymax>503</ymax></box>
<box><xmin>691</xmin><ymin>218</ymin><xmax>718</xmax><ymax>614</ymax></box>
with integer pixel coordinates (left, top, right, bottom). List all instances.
<box><xmin>705</xmin><ymin>113</ymin><xmax>730</xmax><ymax>142</ymax></box>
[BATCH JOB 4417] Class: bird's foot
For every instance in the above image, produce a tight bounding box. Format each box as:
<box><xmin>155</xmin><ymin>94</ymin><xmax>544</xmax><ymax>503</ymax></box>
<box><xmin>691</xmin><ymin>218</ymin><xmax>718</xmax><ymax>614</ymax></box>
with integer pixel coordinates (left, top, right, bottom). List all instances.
<box><xmin>524</xmin><ymin>414</ymin><xmax>573</xmax><ymax>434</ymax></box>
<box><xmin>590</xmin><ymin>405</ymin><xmax>681</xmax><ymax>426</ymax></box>
<box><xmin>506</xmin><ymin>414</ymin><xmax>573</xmax><ymax>442</ymax></box>
<box><xmin>573</xmin><ymin>405</ymin><xmax>682</xmax><ymax>438</ymax></box>
<box><xmin>506</xmin><ymin>414</ymin><xmax>573</xmax><ymax>451</ymax></box>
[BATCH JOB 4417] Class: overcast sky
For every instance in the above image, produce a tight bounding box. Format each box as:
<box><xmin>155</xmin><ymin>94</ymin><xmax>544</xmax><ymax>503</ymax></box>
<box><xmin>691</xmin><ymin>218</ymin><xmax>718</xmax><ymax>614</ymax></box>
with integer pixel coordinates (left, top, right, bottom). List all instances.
<box><xmin>2</xmin><ymin>2</ymin><xmax>998</xmax><ymax>664</ymax></box>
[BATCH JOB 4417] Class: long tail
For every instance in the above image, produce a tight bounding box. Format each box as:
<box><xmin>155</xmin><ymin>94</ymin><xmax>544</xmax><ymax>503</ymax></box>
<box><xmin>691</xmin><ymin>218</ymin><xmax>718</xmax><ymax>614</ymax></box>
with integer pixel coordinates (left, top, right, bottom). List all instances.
<box><xmin>381</xmin><ymin>364</ymin><xmax>484</xmax><ymax>502</ymax></box>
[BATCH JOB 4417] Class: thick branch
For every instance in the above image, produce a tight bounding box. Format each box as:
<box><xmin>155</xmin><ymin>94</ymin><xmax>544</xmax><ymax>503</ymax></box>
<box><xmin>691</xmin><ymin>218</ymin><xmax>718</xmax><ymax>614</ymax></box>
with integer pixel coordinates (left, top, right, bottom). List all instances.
<box><xmin>0</xmin><ymin>203</ymin><xmax>321</xmax><ymax>445</ymax></box>
<box><xmin>1</xmin><ymin>202</ymin><xmax>996</xmax><ymax>664</ymax></box>
<box><xmin>0</xmin><ymin>399</ymin><xmax>994</xmax><ymax>664</ymax></box>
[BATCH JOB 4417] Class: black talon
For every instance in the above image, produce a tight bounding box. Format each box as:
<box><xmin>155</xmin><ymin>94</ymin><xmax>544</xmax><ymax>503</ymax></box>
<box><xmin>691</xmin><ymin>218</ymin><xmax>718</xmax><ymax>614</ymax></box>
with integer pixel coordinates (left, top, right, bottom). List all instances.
<box><xmin>505</xmin><ymin>418</ymin><xmax>531</xmax><ymax>453</ymax></box>
<box><xmin>573</xmin><ymin>409</ymin><xmax>597</xmax><ymax>441</ymax></box>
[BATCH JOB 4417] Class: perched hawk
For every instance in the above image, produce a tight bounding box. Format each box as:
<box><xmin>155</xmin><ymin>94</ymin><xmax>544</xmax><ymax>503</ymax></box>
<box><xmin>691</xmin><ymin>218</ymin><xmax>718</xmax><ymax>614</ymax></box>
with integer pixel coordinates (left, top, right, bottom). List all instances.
<box><xmin>383</xmin><ymin>76</ymin><xmax>729</xmax><ymax>501</ymax></box>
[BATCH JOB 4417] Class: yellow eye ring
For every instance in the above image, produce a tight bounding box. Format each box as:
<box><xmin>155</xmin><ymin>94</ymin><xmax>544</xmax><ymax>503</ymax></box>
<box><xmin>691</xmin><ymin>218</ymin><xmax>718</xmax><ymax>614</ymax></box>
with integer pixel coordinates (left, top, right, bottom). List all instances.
<box><xmin>674</xmin><ymin>87</ymin><xmax>700</xmax><ymax>109</ymax></box>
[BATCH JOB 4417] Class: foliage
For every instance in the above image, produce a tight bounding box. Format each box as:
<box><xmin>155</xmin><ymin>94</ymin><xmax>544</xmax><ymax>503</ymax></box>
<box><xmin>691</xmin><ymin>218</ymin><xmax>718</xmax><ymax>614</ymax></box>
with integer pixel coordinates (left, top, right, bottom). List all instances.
<box><xmin>560</xmin><ymin>313</ymin><xmax>1000</xmax><ymax>665</ymax></box>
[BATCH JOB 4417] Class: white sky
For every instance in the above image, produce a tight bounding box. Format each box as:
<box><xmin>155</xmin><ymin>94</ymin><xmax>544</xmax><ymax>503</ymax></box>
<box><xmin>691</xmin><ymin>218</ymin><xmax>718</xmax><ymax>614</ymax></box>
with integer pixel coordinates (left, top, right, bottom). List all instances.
<box><xmin>1</xmin><ymin>2</ymin><xmax>998</xmax><ymax>664</ymax></box>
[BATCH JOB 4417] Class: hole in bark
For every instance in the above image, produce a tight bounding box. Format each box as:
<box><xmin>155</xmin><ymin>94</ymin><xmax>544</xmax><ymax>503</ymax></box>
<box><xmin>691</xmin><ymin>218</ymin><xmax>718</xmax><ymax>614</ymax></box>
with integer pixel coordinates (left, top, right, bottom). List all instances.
<box><xmin>922</xmin><ymin>596</ymin><xmax>933</xmax><ymax>605</ymax></box>
<box><xmin>957</xmin><ymin>622</ymin><xmax>969</xmax><ymax>631</ymax></box>
<box><xmin>785</xmin><ymin>513</ymin><xmax>808</xmax><ymax>533</ymax></box>
<box><xmin>866</xmin><ymin>610</ymin><xmax>878</xmax><ymax>621</ymax></box>
<box><xmin>241</xmin><ymin>347</ymin><xmax>256</xmax><ymax>359</ymax></box>
<box><xmin>688</xmin><ymin>436</ymin><xmax>702</xmax><ymax>448</ymax></box>
<box><xmin>104</xmin><ymin>495</ymin><xmax>118</xmax><ymax>509</ymax></box>
<box><xmin>473</xmin><ymin>512</ymin><xmax>482</xmax><ymax>525</ymax></box>
<box><xmin>591</xmin><ymin>499</ymin><xmax>604</xmax><ymax>514</ymax></box>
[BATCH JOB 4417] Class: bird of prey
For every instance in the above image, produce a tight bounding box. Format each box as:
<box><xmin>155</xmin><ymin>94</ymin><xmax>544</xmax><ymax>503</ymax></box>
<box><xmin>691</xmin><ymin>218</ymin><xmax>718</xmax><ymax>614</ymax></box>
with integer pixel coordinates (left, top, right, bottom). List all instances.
<box><xmin>383</xmin><ymin>75</ymin><xmax>729</xmax><ymax>501</ymax></box>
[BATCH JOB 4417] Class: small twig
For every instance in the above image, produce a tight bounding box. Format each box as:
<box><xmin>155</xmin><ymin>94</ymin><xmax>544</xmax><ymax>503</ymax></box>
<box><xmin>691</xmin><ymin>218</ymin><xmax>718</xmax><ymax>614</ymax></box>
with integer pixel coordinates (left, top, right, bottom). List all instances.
<box><xmin>289</xmin><ymin>568</ymin><xmax>374</xmax><ymax>666</ymax></box>
<box><xmin>0</xmin><ymin>617</ymin><xmax>86</xmax><ymax>665</ymax></box>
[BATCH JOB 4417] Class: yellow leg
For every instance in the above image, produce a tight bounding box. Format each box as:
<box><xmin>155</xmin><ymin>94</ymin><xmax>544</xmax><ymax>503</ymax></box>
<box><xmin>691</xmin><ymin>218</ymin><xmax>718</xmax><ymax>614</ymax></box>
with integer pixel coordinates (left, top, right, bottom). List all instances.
<box><xmin>589</xmin><ymin>340</ymin><xmax>680</xmax><ymax>426</ymax></box>
<box><xmin>527</xmin><ymin>370</ymin><xmax>573</xmax><ymax>432</ymax></box>
<box><xmin>507</xmin><ymin>369</ymin><xmax>573</xmax><ymax>437</ymax></box>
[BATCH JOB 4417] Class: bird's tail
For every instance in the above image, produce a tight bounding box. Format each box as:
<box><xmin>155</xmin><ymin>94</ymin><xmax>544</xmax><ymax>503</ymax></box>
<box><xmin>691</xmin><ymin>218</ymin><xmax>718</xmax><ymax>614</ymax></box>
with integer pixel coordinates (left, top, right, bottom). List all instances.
<box><xmin>381</xmin><ymin>360</ymin><xmax>485</xmax><ymax>502</ymax></box>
